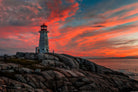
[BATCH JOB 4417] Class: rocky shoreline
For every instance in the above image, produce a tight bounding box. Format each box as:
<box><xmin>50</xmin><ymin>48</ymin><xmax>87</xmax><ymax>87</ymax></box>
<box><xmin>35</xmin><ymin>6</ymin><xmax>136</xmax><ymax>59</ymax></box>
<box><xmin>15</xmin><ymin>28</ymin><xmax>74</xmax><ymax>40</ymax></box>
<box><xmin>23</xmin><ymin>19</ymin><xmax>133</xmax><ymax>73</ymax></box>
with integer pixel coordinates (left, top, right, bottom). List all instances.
<box><xmin>0</xmin><ymin>52</ymin><xmax>138</xmax><ymax>92</ymax></box>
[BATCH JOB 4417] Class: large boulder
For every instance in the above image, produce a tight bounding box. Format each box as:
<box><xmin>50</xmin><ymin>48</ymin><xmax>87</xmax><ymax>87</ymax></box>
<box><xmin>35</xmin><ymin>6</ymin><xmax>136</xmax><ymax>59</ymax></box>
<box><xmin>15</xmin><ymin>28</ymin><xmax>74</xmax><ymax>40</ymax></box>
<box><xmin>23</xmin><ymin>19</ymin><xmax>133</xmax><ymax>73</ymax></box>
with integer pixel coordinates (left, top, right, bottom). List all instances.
<box><xmin>38</xmin><ymin>53</ymin><xmax>59</xmax><ymax>61</ymax></box>
<box><xmin>24</xmin><ymin>53</ymin><xmax>37</xmax><ymax>60</ymax></box>
<box><xmin>54</xmin><ymin>54</ymin><xmax>79</xmax><ymax>69</ymax></box>
<box><xmin>18</xmin><ymin>68</ymin><xmax>33</xmax><ymax>73</ymax></box>
<box><xmin>41</xmin><ymin>60</ymin><xmax>65</xmax><ymax>68</ymax></box>
<box><xmin>16</xmin><ymin>52</ymin><xmax>25</xmax><ymax>58</ymax></box>
<box><xmin>16</xmin><ymin>52</ymin><xmax>37</xmax><ymax>60</ymax></box>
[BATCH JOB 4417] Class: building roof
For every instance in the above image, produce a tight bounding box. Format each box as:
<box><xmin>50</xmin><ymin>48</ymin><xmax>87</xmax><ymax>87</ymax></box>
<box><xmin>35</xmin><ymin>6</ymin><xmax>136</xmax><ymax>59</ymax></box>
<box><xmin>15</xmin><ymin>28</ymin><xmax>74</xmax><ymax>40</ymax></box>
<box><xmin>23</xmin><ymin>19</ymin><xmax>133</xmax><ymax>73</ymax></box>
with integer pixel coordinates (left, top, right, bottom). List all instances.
<box><xmin>41</xmin><ymin>23</ymin><xmax>47</xmax><ymax>27</ymax></box>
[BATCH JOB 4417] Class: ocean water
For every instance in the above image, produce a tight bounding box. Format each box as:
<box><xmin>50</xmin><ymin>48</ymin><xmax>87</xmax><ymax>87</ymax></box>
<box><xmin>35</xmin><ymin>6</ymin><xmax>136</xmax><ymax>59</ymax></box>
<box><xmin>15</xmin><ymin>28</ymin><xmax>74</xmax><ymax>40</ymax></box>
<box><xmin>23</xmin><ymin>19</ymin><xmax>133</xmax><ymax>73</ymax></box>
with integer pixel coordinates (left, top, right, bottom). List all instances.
<box><xmin>88</xmin><ymin>59</ymin><xmax>138</xmax><ymax>80</ymax></box>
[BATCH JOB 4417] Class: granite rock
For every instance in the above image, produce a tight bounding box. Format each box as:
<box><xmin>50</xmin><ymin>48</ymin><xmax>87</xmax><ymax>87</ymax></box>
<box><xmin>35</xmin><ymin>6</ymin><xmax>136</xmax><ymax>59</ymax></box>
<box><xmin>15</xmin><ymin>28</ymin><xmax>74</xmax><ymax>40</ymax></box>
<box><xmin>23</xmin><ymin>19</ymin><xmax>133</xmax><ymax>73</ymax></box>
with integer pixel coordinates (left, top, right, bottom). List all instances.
<box><xmin>0</xmin><ymin>53</ymin><xmax>137</xmax><ymax>92</ymax></box>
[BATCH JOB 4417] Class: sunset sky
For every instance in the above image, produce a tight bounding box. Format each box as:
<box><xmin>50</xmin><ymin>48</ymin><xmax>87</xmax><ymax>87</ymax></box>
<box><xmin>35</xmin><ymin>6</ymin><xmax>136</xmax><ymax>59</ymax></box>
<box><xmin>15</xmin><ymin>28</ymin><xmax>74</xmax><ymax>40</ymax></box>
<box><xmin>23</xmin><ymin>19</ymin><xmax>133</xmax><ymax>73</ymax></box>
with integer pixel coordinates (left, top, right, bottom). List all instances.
<box><xmin>0</xmin><ymin>0</ymin><xmax>138</xmax><ymax>57</ymax></box>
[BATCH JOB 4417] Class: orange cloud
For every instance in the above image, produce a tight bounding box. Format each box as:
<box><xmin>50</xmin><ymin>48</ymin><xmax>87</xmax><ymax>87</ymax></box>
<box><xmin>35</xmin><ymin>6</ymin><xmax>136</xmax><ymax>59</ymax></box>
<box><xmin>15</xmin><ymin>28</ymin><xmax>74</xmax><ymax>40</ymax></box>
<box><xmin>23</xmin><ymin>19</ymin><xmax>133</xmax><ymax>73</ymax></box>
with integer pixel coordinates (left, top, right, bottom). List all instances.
<box><xmin>0</xmin><ymin>1</ymin><xmax>138</xmax><ymax>58</ymax></box>
<box><xmin>47</xmin><ymin>0</ymin><xmax>79</xmax><ymax>23</ymax></box>
<box><xmin>48</xmin><ymin>2</ymin><xmax>138</xmax><ymax>57</ymax></box>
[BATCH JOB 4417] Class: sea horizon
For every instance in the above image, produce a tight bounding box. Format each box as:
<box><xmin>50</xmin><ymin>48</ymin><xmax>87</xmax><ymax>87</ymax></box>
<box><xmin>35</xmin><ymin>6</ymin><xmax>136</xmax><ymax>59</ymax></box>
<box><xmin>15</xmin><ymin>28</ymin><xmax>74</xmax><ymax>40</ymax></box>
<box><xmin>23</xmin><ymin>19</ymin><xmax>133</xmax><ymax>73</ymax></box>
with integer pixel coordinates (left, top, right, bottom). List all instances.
<box><xmin>88</xmin><ymin>58</ymin><xmax>138</xmax><ymax>81</ymax></box>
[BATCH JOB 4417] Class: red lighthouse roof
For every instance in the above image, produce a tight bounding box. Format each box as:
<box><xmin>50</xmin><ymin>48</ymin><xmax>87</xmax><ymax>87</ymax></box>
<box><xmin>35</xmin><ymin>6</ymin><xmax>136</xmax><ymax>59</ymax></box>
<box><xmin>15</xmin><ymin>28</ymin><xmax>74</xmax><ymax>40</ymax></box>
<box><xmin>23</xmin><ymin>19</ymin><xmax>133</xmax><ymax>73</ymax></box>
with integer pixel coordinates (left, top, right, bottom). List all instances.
<box><xmin>41</xmin><ymin>23</ymin><xmax>47</xmax><ymax>27</ymax></box>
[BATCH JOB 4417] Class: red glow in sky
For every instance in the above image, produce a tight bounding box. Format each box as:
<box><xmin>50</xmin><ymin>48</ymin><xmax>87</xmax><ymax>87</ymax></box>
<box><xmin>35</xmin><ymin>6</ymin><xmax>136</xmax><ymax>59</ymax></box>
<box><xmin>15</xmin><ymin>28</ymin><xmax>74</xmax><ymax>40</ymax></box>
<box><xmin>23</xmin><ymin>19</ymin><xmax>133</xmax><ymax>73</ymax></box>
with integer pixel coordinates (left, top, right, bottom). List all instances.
<box><xmin>0</xmin><ymin>0</ymin><xmax>138</xmax><ymax>58</ymax></box>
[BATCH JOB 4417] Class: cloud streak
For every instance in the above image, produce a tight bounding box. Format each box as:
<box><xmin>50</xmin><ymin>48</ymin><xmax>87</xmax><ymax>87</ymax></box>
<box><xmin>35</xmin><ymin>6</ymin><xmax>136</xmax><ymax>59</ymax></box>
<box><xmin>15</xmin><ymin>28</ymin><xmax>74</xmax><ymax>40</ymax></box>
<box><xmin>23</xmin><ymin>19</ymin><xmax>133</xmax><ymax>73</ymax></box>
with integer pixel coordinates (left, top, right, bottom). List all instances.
<box><xmin>0</xmin><ymin>0</ymin><xmax>138</xmax><ymax>57</ymax></box>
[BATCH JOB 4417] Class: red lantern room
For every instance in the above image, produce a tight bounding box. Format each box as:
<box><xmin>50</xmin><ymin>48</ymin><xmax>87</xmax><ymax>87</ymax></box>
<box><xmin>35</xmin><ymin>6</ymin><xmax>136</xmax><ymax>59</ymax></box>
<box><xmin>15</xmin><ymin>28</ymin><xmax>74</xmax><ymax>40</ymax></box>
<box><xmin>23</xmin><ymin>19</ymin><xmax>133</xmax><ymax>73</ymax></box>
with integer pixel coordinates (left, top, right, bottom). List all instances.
<box><xmin>41</xmin><ymin>23</ymin><xmax>47</xmax><ymax>31</ymax></box>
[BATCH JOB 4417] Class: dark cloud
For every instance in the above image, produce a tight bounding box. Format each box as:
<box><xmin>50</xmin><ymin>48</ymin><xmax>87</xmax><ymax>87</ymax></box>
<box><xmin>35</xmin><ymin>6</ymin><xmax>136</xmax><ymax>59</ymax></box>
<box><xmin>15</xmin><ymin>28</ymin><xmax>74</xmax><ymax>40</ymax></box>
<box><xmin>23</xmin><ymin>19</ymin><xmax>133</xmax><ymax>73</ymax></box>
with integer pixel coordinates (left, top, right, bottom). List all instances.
<box><xmin>0</xmin><ymin>0</ymin><xmax>79</xmax><ymax>26</ymax></box>
<box><xmin>92</xmin><ymin>25</ymin><xmax>105</xmax><ymax>27</ymax></box>
<box><xmin>112</xmin><ymin>39</ymin><xmax>138</xmax><ymax>46</ymax></box>
<box><xmin>0</xmin><ymin>38</ymin><xmax>11</xmax><ymax>41</ymax></box>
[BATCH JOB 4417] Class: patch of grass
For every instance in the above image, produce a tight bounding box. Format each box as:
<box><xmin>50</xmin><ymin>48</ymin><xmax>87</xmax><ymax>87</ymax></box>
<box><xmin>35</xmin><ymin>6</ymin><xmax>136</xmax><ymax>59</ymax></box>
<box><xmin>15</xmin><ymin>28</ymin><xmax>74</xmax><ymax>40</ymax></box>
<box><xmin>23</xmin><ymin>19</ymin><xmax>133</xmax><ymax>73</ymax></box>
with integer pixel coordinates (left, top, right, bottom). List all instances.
<box><xmin>4</xmin><ymin>58</ymin><xmax>41</xmax><ymax>70</ymax></box>
<box><xmin>3</xmin><ymin>58</ymin><xmax>60</xmax><ymax>72</ymax></box>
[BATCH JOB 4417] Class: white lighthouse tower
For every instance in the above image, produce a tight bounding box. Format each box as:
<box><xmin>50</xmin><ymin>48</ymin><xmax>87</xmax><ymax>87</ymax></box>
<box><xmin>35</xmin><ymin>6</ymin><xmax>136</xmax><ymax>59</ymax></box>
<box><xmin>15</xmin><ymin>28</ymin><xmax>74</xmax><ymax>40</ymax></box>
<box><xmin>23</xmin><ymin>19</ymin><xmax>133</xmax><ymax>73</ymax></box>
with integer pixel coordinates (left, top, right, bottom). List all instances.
<box><xmin>36</xmin><ymin>24</ymin><xmax>49</xmax><ymax>53</ymax></box>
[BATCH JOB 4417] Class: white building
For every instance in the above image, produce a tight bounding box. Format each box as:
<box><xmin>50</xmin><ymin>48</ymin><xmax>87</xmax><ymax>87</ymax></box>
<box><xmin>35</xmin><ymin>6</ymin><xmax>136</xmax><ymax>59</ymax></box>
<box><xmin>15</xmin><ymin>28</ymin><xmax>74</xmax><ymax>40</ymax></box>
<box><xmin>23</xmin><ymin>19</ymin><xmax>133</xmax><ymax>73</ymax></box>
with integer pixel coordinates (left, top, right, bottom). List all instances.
<box><xmin>36</xmin><ymin>24</ymin><xmax>49</xmax><ymax>53</ymax></box>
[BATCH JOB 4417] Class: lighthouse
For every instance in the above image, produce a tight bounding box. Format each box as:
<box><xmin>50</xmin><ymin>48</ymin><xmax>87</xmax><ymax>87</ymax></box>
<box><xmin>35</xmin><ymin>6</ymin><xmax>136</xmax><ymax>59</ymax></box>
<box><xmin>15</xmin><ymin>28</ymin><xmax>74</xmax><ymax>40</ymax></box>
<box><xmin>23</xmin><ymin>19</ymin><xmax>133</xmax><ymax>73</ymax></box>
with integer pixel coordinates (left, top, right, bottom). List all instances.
<box><xmin>36</xmin><ymin>24</ymin><xmax>49</xmax><ymax>53</ymax></box>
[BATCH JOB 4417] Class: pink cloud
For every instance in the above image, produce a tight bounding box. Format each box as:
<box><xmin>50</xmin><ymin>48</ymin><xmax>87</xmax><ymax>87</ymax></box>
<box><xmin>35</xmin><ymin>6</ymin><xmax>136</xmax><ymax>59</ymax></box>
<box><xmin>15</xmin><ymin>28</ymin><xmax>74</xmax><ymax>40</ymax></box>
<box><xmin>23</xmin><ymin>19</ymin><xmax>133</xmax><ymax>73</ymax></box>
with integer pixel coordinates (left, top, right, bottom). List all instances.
<box><xmin>0</xmin><ymin>1</ymin><xmax>138</xmax><ymax>58</ymax></box>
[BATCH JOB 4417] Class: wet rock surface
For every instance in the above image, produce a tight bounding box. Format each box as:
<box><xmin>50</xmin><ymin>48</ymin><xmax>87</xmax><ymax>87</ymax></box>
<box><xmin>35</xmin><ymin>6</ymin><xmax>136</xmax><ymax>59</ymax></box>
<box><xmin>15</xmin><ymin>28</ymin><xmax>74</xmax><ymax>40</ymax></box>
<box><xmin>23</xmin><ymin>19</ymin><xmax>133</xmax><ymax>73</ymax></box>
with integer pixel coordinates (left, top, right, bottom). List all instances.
<box><xmin>0</xmin><ymin>53</ymin><xmax>137</xmax><ymax>92</ymax></box>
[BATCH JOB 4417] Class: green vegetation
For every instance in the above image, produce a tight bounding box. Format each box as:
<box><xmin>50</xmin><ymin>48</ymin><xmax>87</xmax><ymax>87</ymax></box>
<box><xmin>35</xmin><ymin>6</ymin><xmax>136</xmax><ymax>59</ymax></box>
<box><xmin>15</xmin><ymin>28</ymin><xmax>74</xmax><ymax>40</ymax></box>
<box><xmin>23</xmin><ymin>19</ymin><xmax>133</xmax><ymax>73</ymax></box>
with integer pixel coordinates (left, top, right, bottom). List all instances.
<box><xmin>6</xmin><ymin>58</ymin><xmax>39</xmax><ymax>65</ymax></box>
<box><xmin>3</xmin><ymin>58</ymin><xmax>59</xmax><ymax>71</ymax></box>
<box><xmin>5</xmin><ymin>58</ymin><xmax>42</xmax><ymax>70</ymax></box>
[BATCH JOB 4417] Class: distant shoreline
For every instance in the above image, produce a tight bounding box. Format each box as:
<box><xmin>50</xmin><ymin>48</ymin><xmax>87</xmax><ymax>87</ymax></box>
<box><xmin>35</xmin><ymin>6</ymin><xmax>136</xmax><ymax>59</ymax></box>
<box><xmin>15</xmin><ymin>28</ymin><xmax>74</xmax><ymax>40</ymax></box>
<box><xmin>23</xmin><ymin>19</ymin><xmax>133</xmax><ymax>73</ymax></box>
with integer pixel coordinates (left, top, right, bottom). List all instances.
<box><xmin>84</xmin><ymin>57</ymin><xmax>138</xmax><ymax>59</ymax></box>
<box><xmin>0</xmin><ymin>54</ymin><xmax>138</xmax><ymax>60</ymax></box>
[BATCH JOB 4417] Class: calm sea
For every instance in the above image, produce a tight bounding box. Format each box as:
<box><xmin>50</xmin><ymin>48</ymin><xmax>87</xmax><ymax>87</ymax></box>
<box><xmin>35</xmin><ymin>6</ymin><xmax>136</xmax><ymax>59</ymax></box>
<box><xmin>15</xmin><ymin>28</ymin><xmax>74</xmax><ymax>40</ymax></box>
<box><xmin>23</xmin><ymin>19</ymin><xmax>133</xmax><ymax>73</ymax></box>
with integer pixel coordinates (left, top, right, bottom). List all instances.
<box><xmin>88</xmin><ymin>59</ymin><xmax>138</xmax><ymax>80</ymax></box>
